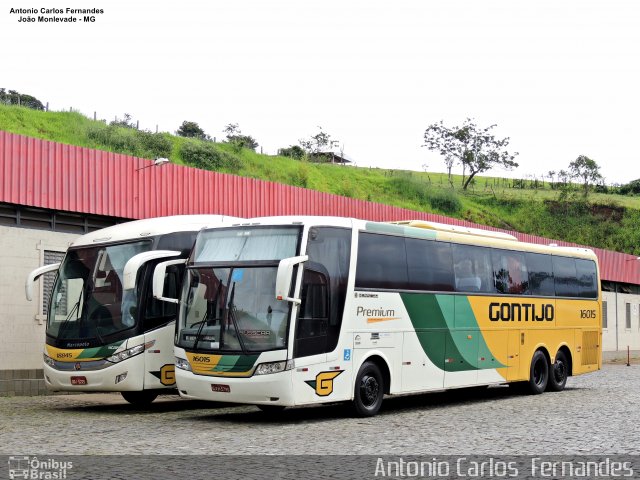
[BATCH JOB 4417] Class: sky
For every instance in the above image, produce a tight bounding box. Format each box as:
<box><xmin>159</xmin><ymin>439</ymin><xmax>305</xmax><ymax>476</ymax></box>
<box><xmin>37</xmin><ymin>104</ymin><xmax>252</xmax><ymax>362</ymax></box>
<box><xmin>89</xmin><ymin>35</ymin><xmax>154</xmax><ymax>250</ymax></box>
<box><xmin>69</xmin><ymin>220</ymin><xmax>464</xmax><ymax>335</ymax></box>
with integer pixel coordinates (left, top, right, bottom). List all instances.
<box><xmin>2</xmin><ymin>0</ymin><xmax>639</xmax><ymax>184</ymax></box>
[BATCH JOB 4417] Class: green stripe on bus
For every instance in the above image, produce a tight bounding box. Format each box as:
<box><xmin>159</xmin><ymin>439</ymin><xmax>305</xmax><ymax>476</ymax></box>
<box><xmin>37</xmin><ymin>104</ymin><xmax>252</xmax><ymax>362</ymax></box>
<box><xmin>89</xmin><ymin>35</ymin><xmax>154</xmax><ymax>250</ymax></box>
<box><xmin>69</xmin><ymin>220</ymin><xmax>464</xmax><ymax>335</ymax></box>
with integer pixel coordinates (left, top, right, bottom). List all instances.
<box><xmin>76</xmin><ymin>341</ymin><xmax>125</xmax><ymax>359</ymax></box>
<box><xmin>211</xmin><ymin>354</ymin><xmax>259</xmax><ymax>372</ymax></box>
<box><xmin>400</xmin><ymin>293</ymin><xmax>504</xmax><ymax>371</ymax></box>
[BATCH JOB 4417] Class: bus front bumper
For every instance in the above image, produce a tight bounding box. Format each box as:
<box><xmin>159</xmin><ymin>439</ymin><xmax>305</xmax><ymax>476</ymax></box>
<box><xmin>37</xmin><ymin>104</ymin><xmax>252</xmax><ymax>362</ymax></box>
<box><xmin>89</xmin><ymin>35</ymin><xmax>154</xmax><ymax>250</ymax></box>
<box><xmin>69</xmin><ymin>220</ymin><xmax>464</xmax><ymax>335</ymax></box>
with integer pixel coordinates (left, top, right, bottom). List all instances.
<box><xmin>175</xmin><ymin>368</ymin><xmax>294</xmax><ymax>406</ymax></box>
<box><xmin>43</xmin><ymin>353</ymin><xmax>145</xmax><ymax>392</ymax></box>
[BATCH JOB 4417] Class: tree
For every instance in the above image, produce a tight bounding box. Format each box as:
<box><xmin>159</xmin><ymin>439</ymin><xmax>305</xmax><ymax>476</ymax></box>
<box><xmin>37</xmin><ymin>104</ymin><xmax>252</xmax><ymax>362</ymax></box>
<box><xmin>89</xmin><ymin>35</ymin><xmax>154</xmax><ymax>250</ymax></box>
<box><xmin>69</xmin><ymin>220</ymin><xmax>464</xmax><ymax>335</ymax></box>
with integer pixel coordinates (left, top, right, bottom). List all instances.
<box><xmin>568</xmin><ymin>155</ymin><xmax>602</xmax><ymax>197</ymax></box>
<box><xmin>423</xmin><ymin>118</ymin><xmax>519</xmax><ymax>190</ymax></box>
<box><xmin>176</xmin><ymin>121</ymin><xmax>208</xmax><ymax>140</ymax></box>
<box><xmin>278</xmin><ymin>145</ymin><xmax>305</xmax><ymax>159</ymax></box>
<box><xmin>299</xmin><ymin>127</ymin><xmax>339</xmax><ymax>162</ymax></box>
<box><xmin>0</xmin><ymin>88</ymin><xmax>45</xmax><ymax>110</ymax></box>
<box><xmin>110</xmin><ymin>113</ymin><xmax>135</xmax><ymax>129</ymax></box>
<box><xmin>223</xmin><ymin>123</ymin><xmax>258</xmax><ymax>151</ymax></box>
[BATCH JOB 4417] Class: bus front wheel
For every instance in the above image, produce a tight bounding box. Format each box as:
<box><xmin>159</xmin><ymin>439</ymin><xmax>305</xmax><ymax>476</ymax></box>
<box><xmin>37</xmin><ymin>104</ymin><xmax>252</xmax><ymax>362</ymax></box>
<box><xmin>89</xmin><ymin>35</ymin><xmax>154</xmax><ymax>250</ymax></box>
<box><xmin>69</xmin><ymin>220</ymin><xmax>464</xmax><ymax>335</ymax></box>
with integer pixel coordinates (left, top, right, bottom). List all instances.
<box><xmin>352</xmin><ymin>361</ymin><xmax>384</xmax><ymax>417</ymax></box>
<box><xmin>547</xmin><ymin>350</ymin><xmax>568</xmax><ymax>392</ymax></box>
<box><xmin>121</xmin><ymin>390</ymin><xmax>158</xmax><ymax>405</ymax></box>
<box><xmin>526</xmin><ymin>351</ymin><xmax>549</xmax><ymax>395</ymax></box>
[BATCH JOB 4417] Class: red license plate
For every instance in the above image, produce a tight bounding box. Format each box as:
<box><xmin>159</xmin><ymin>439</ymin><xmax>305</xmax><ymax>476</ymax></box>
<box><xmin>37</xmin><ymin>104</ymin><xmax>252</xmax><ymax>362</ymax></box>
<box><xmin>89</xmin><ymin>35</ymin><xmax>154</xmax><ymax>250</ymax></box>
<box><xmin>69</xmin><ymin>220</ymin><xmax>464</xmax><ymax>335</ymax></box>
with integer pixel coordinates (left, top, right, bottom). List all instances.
<box><xmin>211</xmin><ymin>384</ymin><xmax>230</xmax><ymax>393</ymax></box>
<box><xmin>71</xmin><ymin>376</ymin><xmax>87</xmax><ymax>385</ymax></box>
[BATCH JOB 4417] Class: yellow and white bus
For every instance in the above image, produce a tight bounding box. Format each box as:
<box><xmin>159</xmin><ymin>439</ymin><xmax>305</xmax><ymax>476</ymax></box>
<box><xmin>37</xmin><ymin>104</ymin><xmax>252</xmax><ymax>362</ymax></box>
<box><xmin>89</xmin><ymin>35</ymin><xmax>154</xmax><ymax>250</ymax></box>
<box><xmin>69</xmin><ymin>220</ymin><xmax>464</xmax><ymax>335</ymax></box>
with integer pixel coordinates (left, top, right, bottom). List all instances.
<box><xmin>26</xmin><ymin>215</ymin><xmax>239</xmax><ymax>404</ymax></box>
<box><xmin>161</xmin><ymin>216</ymin><xmax>601</xmax><ymax>416</ymax></box>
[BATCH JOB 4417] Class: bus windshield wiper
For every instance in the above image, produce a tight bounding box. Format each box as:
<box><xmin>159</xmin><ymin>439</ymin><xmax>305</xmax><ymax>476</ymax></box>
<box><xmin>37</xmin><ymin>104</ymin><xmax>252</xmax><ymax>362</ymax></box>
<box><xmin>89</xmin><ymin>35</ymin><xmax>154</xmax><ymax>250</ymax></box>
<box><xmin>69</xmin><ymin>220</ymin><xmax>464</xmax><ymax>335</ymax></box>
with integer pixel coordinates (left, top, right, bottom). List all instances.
<box><xmin>192</xmin><ymin>274</ymin><xmax>223</xmax><ymax>350</ymax></box>
<box><xmin>226</xmin><ymin>282</ymin><xmax>248</xmax><ymax>355</ymax></box>
<box><xmin>58</xmin><ymin>286</ymin><xmax>84</xmax><ymax>338</ymax></box>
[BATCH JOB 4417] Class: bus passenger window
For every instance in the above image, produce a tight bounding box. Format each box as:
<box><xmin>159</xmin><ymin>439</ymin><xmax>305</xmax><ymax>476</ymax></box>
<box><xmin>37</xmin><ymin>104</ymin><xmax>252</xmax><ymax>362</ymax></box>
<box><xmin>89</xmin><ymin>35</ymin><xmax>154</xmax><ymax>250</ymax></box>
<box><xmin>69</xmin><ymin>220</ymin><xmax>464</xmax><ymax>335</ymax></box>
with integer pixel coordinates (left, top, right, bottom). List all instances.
<box><xmin>526</xmin><ymin>253</ymin><xmax>554</xmax><ymax>296</ymax></box>
<box><xmin>452</xmin><ymin>244</ymin><xmax>493</xmax><ymax>293</ymax></box>
<box><xmin>355</xmin><ymin>233</ymin><xmax>408</xmax><ymax>290</ymax></box>
<box><xmin>405</xmin><ymin>239</ymin><xmax>455</xmax><ymax>292</ymax></box>
<box><xmin>552</xmin><ymin>256</ymin><xmax>579</xmax><ymax>297</ymax></box>
<box><xmin>575</xmin><ymin>259</ymin><xmax>598</xmax><ymax>298</ymax></box>
<box><xmin>492</xmin><ymin>250</ymin><xmax>529</xmax><ymax>295</ymax></box>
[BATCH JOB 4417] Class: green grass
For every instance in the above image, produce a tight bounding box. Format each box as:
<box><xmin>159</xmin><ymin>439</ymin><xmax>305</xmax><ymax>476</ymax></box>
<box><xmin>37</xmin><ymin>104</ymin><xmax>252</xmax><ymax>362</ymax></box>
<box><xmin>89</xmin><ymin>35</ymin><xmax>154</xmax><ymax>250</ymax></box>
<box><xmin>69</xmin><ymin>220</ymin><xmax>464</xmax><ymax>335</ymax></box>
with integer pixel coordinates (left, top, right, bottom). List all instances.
<box><xmin>2</xmin><ymin>104</ymin><xmax>640</xmax><ymax>254</ymax></box>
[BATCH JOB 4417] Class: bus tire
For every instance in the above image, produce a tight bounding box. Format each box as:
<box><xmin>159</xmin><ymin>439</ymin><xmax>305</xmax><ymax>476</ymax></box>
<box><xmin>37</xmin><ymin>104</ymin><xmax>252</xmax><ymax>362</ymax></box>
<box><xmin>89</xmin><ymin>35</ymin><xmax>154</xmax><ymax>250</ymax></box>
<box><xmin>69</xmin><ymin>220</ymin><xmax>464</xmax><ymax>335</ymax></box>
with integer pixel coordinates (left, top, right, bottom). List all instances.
<box><xmin>256</xmin><ymin>405</ymin><xmax>286</xmax><ymax>413</ymax></box>
<box><xmin>352</xmin><ymin>361</ymin><xmax>384</xmax><ymax>417</ymax></box>
<box><xmin>526</xmin><ymin>350</ymin><xmax>549</xmax><ymax>395</ymax></box>
<box><xmin>547</xmin><ymin>350</ymin><xmax>568</xmax><ymax>392</ymax></box>
<box><xmin>121</xmin><ymin>390</ymin><xmax>158</xmax><ymax>405</ymax></box>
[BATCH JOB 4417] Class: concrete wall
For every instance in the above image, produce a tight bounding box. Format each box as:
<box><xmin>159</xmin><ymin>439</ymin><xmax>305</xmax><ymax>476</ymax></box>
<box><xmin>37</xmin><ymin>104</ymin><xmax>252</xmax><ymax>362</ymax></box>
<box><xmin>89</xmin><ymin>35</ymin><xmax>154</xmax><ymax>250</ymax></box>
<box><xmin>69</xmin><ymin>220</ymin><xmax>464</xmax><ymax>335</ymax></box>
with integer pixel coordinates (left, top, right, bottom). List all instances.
<box><xmin>0</xmin><ymin>225</ymin><xmax>78</xmax><ymax>395</ymax></box>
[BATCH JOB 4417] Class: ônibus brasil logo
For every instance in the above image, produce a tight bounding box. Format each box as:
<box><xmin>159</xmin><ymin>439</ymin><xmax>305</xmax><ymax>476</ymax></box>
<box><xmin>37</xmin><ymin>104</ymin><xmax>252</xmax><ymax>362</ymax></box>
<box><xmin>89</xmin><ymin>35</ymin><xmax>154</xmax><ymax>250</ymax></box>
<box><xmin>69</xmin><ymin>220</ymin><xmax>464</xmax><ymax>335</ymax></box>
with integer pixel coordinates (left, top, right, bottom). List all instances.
<box><xmin>8</xmin><ymin>456</ymin><xmax>73</xmax><ymax>479</ymax></box>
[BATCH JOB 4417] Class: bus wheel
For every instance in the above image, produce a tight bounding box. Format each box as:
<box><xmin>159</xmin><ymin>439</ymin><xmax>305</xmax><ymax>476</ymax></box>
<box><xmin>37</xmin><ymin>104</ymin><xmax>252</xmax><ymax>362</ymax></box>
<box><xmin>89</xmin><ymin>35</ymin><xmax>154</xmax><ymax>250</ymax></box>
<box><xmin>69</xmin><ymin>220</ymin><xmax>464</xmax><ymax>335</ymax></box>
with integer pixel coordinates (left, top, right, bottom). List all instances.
<box><xmin>547</xmin><ymin>350</ymin><xmax>568</xmax><ymax>392</ymax></box>
<box><xmin>256</xmin><ymin>405</ymin><xmax>286</xmax><ymax>413</ymax></box>
<box><xmin>353</xmin><ymin>362</ymin><xmax>384</xmax><ymax>417</ymax></box>
<box><xmin>121</xmin><ymin>391</ymin><xmax>158</xmax><ymax>405</ymax></box>
<box><xmin>526</xmin><ymin>351</ymin><xmax>549</xmax><ymax>395</ymax></box>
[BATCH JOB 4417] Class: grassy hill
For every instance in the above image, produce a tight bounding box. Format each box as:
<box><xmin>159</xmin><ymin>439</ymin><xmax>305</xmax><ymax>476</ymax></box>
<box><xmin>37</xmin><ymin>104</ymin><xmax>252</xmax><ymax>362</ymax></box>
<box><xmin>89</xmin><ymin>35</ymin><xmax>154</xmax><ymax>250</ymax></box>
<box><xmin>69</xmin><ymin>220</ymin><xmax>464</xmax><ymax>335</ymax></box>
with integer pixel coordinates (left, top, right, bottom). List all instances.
<box><xmin>1</xmin><ymin>103</ymin><xmax>639</xmax><ymax>255</ymax></box>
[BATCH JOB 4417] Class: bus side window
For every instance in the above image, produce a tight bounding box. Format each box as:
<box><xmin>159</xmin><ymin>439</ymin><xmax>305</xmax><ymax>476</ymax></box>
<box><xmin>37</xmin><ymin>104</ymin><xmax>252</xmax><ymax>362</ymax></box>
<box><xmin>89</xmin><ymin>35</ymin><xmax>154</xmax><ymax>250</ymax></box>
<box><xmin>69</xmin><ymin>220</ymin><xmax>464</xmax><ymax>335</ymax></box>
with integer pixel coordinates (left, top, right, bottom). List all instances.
<box><xmin>552</xmin><ymin>256</ymin><xmax>579</xmax><ymax>297</ymax></box>
<box><xmin>492</xmin><ymin>250</ymin><xmax>529</xmax><ymax>295</ymax></box>
<box><xmin>406</xmin><ymin>239</ymin><xmax>455</xmax><ymax>292</ymax></box>
<box><xmin>526</xmin><ymin>253</ymin><xmax>555</xmax><ymax>296</ymax></box>
<box><xmin>355</xmin><ymin>233</ymin><xmax>408</xmax><ymax>290</ymax></box>
<box><xmin>575</xmin><ymin>259</ymin><xmax>598</xmax><ymax>298</ymax></box>
<box><xmin>452</xmin><ymin>244</ymin><xmax>493</xmax><ymax>293</ymax></box>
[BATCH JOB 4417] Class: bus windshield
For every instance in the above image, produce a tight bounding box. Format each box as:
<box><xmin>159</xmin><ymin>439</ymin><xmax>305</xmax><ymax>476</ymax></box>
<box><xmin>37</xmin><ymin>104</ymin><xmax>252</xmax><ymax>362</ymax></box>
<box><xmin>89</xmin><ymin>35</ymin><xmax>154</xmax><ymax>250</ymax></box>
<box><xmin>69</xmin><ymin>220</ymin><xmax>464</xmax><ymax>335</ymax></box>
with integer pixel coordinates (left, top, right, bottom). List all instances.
<box><xmin>179</xmin><ymin>225</ymin><xmax>300</xmax><ymax>353</ymax></box>
<box><xmin>46</xmin><ymin>241</ymin><xmax>152</xmax><ymax>342</ymax></box>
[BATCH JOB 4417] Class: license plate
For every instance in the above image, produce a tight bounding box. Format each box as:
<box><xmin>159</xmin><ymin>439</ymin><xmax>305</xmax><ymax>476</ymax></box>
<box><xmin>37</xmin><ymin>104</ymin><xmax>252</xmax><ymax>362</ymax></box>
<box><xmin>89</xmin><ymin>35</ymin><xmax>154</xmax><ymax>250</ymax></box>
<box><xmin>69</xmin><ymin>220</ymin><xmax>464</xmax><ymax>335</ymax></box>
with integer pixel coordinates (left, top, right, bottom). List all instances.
<box><xmin>211</xmin><ymin>384</ymin><xmax>230</xmax><ymax>393</ymax></box>
<box><xmin>71</xmin><ymin>376</ymin><xmax>87</xmax><ymax>385</ymax></box>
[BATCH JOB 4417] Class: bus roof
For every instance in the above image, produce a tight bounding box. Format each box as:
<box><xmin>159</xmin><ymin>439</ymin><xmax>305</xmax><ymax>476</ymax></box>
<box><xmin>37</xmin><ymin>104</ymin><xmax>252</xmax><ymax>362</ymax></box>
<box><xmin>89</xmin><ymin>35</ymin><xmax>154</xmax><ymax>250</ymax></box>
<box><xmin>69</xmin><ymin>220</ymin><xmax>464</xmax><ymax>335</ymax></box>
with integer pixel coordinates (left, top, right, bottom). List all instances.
<box><xmin>195</xmin><ymin>215</ymin><xmax>598</xmax><ymax>262</ymax></box>
<box><xmin>71</xmin><ymin>215</ymin><xmax>241</xmax><ymax>247</ymax></box>
<box><xmin>390</xmin><ymin>220</ymin><xmax>519</xmax><ymax>241</ymax></box>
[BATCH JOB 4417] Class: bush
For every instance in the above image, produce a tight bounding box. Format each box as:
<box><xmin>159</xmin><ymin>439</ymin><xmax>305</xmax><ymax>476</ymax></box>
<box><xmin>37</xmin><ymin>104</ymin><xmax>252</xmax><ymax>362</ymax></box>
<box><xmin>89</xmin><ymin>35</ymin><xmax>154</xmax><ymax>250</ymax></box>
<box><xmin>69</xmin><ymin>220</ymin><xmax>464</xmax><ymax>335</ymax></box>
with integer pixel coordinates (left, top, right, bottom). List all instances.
<box><xmin>427</xmin><ymin>188</ymin><xmax>462</xmax><ymax>214</ymax></box>
<box><xmin>179</xmin><ymin>141</ymin><xmax>241</xmax><ymax>173</ymax></box>
<box><xmin>87</xmin><ymin>123</ymin><xmax>172</xmax><ymax>159</ymax></box>
<box><xmin>137</xmin><ymin>131</ymin><xmax>172</xmax><ymax>159</ymax></box>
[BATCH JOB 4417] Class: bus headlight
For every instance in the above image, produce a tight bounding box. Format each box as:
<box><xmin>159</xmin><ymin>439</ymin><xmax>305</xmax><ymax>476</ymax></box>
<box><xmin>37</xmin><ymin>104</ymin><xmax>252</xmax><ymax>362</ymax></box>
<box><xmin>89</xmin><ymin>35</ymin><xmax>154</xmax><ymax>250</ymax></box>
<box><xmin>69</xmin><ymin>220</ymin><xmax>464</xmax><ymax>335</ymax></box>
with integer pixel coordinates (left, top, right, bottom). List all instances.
<box><xmin>106</xmin><ymin>344</ymin><xmax>145</xmax><ymax>364</ymax></box>
<box><xmin>43</xmin><ymin>354</ymin><xmax>55</xmax><ymax>367</ymax></box>
<box><xmin>254</xmin><ymin>360</ymin><xmax>294</xmax><ymax>375</ymax></box>
<box><xmin>175</xmin><ymin>356</ymin><xmax>192</xmax><ymax>372</ymax></box>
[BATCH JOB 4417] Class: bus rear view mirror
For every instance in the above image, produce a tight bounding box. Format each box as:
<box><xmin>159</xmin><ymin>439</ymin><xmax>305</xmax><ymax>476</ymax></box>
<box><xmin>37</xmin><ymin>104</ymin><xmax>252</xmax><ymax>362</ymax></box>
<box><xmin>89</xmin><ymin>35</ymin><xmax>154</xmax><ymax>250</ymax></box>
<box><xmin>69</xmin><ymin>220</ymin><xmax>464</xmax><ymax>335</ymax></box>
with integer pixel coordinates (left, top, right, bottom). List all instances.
<box><xmin>275</xmin><ymin>255</ymin><xmax>308</xmax><ymax>304</ymax></box>
<box><xmin>122</xmin><ymin>250</ymin><xmax>181</xmax><ymax>291</ymax></box>
<box><xmin>25</xmin><ymin>263</ymin><xmax>61</xmax><ymax>301</ymax></box>
<box><xmin>153</xmin><ymin>259</ymin><xmax>187</xmax><ymax>303</ymax></box>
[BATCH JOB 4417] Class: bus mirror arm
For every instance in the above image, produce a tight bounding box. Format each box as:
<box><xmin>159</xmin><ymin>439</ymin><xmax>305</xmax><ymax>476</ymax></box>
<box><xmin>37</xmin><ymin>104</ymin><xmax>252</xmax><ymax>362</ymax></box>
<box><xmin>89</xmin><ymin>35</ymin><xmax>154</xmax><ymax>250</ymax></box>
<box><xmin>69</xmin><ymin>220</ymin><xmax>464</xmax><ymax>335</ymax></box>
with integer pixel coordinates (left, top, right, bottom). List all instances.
<box><xmin>123</xmin><ymin>250</ymin><xmax>181</xmax><ymax>291</ymax></box>
<box><xmin>25</xmin><ymin>263</ymin><xmax>61</xmax><ymax>301</ymax></box>
<box><xmin>275</xmin><ymin>255</ymin><xmax>308</xmax><ymax>304</ymax></box>
<box><xmin>153</xmin><ymin>259</ymin><xmax>187</xmax><ymax>303</ymax></box>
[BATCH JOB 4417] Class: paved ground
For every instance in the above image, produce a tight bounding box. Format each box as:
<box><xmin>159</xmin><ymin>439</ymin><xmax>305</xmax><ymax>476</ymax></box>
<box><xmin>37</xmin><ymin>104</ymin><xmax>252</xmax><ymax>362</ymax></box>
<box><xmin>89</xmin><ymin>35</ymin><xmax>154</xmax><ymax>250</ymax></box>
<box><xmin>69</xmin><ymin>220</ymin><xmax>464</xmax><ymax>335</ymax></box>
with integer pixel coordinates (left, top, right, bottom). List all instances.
<box><xmin>0</xmin><ymin>365</ymin><xmax>638</xmax><ymax>456</ymax></box>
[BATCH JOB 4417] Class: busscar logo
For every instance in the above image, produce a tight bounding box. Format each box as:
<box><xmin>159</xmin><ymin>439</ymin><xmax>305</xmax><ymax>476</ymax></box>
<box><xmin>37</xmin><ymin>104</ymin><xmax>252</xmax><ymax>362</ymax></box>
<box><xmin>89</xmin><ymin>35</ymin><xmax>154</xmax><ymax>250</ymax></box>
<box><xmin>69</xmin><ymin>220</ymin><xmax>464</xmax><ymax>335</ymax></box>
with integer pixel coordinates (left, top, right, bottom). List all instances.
<box><xmin>305</xmin><ymin>370</ymin><xmax>343</xmax><ymax>396</ymax></box>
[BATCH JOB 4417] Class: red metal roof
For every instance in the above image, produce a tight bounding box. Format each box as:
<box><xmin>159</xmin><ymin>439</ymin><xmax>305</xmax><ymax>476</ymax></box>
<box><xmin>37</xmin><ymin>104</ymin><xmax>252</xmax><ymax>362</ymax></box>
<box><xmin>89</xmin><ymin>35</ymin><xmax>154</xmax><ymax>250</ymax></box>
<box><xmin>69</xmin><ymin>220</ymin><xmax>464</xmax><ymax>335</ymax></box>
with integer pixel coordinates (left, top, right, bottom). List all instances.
<box><xmin>1</xmin><ymin>130</ymin><xmax>639</xmax><ymax>284</ymax></box>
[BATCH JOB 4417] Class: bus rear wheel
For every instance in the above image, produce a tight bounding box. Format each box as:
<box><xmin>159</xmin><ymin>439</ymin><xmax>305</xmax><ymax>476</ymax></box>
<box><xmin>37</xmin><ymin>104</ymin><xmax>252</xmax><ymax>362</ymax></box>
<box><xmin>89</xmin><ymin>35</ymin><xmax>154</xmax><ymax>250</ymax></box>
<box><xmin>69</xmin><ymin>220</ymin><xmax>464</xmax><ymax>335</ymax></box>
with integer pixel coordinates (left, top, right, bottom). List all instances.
<box><xmin>547</xmin><ymin>350</ymin><xmax>568</xmax><ymax>392</ymax></box>
<box><xmin>352</xmin><ymin>361</ymin><xmax>384</xmax><ymax>417</ymax></box>
<box><xmin>525</xmin><ymin>351</ymin><xmax>549</xmax><ymax>395</ymax></box>
<box><xmin>121</xmin><ymin>390</ymin><xmax>158</xmax><ymax>405</ymax></box>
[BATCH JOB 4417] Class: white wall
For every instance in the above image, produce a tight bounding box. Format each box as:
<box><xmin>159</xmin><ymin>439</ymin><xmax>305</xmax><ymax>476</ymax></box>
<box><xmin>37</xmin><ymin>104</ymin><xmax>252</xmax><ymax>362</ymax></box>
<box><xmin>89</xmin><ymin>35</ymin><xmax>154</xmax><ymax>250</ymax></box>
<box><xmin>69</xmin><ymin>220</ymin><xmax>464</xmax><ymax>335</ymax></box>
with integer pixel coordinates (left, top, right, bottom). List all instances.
<box><xmin>0</xmin><ymin>225</ymin><xmax>78</xmax><ymax>370</ymax></box>
<box><xmin>602</xmin><ymin>291</ymin><xmax>640</xmax><ymax>352</ymax></box>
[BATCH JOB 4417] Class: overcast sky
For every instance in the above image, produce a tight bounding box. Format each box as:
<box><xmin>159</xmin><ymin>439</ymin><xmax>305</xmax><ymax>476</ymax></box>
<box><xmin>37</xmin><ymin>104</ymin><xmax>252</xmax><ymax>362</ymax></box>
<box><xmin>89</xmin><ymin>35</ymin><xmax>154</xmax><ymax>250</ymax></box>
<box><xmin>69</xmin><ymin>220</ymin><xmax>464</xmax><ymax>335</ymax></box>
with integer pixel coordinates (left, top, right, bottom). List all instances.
<box><xmin>3</xmin><ymin>0</ymin><xmax>639</xmax><ymax>184</ymax></box>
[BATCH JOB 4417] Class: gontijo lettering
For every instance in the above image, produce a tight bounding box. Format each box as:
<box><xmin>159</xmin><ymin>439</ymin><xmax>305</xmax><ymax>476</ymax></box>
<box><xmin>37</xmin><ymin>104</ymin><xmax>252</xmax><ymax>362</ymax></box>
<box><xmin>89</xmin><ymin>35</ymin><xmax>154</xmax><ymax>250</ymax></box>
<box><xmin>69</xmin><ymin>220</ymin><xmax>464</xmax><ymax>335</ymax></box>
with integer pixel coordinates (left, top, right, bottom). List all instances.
<box><xmin>489</xmin><ymin>302</ymin><xmax>554</xmax><ymax>322</ymax></box>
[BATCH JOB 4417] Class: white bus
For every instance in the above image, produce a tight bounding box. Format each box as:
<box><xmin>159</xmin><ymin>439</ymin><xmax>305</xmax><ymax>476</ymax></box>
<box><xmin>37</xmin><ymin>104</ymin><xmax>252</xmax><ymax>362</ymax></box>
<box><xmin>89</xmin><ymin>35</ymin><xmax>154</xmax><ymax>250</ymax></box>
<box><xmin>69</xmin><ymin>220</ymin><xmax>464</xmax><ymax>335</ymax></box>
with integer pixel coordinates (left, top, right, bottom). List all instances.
<box><xmin>26</xmin><ymin>215</ymin><xmax>239</xmax><ymax>404</ymax></box>
<box><xmin>160</xmin><ymin>216</ymin><xmax>601</xmax><ymax>416</ymax></box>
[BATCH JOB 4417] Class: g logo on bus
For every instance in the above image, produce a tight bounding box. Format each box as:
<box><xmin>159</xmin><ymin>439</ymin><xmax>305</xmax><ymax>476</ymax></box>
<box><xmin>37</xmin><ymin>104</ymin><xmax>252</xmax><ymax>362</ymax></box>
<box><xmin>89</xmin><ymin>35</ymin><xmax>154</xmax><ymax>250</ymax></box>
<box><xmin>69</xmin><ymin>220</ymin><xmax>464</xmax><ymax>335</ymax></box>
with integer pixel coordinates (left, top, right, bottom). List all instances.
<box><xmin>150</xmin><ymin>364</ymin><xmax>176</xmax><ymax>386</ymax></box>
<box><xmin>305</xmin><ymin>371</ymin><xmax>343</xmax><ymax>397</ymax></box>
